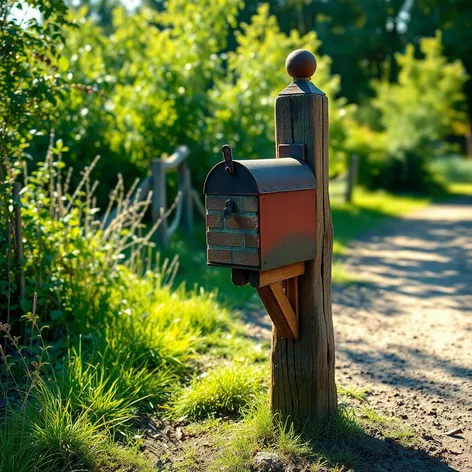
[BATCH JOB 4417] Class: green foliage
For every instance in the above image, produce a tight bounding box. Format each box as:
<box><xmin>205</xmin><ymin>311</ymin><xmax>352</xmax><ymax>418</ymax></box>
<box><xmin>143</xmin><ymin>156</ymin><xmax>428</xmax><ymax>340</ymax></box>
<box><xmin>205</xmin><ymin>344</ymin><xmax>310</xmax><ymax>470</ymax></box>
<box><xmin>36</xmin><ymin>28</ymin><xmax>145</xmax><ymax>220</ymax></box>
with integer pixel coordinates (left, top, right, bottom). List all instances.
<box><xmin>0</xmin><ymin>0</ymin><xmax>72</xmax><ymax>166</ymax></box>
<box><xmin>0</xmin><ymin>149</ymin><xmax>246</xmax><ymax>468</ymax></box>
<box><xmin>0</xmin><ymin>140</ymin><xmax>158</xmax><ymax>328</ymax></box>
<box><xmin>374</xmin><ymin>32</ymin><xmax>468</xmax><ymax>157</ymax></box>
<box><xmin>48</xmin><ymin>1</ymin><xmax>352</xmax><ymax>199</ymax></box>
<box><xmin>172</xmin><ymin>363</ymin><xmax>264</xmax><ymax>419</ymax></box>
<box><xmin>53</xmin><ymin>0</ymin><xmax>241</xmax><ymax>186</ymax></box>
<box><xmin>207</xmin><ymin>4</ymin><xmax>352</xmax><ymax>176</ymax></box>
<box><xmin>429</xmin><ymin>155</ymin><xmax>472</xmax><ymax>183</ymax></box>
<box><xmin>348</xmin><ymin>32</ymin><xmax>468</xmax><ymax>191</ymax></box>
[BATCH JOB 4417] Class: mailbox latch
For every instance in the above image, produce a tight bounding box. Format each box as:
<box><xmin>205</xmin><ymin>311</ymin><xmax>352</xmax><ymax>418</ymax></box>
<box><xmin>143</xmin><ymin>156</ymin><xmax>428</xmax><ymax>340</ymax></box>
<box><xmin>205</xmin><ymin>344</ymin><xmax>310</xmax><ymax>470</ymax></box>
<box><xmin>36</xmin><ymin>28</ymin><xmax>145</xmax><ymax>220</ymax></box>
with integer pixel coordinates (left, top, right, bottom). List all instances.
<box><xmin>221</xmin><ymin>144</ymin><xmax>234</xmax><ymax>175</ymax></box>
<box><xmin>223</xmin><ymin>198</ymin><xmax>237</xmax><ymax>220</ymax></box>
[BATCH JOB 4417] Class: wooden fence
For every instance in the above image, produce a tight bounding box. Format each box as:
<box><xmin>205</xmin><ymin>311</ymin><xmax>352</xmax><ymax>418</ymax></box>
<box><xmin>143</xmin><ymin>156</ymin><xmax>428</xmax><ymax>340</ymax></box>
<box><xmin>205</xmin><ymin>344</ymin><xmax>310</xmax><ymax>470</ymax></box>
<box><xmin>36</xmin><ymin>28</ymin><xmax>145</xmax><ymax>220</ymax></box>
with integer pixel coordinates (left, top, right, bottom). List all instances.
<box><xmin>135</xmin><ymin>146</ymin><xmax>205</xmax><ymax>248</ymax></box>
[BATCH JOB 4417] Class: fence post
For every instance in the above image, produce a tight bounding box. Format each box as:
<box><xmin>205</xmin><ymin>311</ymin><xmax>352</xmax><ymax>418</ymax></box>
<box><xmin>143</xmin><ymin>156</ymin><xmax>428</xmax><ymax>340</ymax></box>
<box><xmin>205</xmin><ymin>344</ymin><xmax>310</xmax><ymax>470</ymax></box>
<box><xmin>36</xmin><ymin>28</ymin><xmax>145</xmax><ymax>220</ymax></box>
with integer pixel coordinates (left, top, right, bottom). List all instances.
<box><xmin>151</xmin><ymin>159</ymin><xmax>168</xmax><ymax>248</ymax></box>
<box><xmin>345</xmin><ymin>154</ymin><xmax>359</xmax><ymax>203</ymax></box>
<box><xmin>271</xmin><ymin>49</ymin><xmax>337</xmax><ymax>423</ymax></box>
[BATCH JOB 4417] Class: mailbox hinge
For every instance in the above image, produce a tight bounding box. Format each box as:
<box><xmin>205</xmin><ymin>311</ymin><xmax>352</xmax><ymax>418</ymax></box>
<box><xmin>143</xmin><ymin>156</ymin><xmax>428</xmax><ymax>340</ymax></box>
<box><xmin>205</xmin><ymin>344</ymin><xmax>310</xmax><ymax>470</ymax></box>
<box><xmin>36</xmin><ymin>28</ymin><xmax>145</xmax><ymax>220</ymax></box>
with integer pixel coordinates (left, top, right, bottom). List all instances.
<box><xmin>278</xmin><ymin>143</ymin><xmax>305</xmax><ymax>162</ymax></box>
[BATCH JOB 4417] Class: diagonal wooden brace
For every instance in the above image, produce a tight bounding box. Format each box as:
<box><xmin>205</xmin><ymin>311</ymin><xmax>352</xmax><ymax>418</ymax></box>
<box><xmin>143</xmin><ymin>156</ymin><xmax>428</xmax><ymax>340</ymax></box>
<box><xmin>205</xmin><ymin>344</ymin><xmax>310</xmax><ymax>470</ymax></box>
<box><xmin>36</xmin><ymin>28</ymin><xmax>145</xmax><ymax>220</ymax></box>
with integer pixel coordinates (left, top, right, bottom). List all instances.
<box><xmin>231</xmin><ymin>262</ymin><xmax>304</xmax><ymax>340</ymax></box>
<box><xmin>257</xmin><ymin>280</ymin><xmax>299</xmax><ymax>339</ymax></box>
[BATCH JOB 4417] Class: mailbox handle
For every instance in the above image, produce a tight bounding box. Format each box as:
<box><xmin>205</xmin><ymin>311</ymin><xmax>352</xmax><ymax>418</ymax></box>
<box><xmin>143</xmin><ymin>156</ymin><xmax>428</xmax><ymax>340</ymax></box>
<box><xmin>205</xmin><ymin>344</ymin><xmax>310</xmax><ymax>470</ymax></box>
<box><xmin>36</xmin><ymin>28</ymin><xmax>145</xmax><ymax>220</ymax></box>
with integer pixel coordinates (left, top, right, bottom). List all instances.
<box><xmin>221</xmin><ymin>144</ymin><xmax>234</xmax><ymax>175</ymax></box>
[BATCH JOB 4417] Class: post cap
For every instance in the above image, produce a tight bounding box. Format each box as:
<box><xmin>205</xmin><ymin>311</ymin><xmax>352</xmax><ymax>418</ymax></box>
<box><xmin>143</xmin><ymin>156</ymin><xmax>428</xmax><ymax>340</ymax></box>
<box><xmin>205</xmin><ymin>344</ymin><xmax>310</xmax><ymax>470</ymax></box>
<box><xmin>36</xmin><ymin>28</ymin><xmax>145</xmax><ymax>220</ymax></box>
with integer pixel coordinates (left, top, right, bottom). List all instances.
<box><xmin>285</xmin><ymin>49</ymin><xmax>317</xmax><ymax>80</ymax></box>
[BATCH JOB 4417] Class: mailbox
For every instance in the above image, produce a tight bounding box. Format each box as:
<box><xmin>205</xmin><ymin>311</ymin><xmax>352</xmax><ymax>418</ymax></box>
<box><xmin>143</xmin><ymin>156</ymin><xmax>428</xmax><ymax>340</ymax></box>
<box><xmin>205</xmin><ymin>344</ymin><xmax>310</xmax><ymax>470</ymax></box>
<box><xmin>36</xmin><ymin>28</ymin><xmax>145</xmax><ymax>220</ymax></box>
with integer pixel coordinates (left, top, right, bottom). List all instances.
<box><xmin>204</xmin><ymin>145</ymin><xmax>317</xmax><ymax>272</ymax></box>
<box><xmin>203</xmin><ymin>144</ymin><xmax>318</xmax><ymax>340</ymax></box>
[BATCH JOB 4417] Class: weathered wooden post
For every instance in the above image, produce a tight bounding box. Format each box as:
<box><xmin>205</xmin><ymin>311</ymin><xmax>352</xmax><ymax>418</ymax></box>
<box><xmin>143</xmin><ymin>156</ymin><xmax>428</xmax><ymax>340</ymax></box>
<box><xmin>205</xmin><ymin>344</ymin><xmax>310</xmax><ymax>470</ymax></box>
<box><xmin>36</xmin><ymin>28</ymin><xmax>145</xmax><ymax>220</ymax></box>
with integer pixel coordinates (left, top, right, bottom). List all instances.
<box><xmin>345</xmin><ymin>154</ymin><xmax>359</xmax><ymax>203</ymax></box>
<box><xmin>272</xmin><ymin>50</ymin><xmax>337</xmax><ymax>422</ymax></box>
<box><xmin>151</xmin><ymin>159</ymin><xmax>168</xmax><ymax>248</ymax></box>
<box><xmin>203</xmin><ymin>49</ymin><xmax>337</xmax><ymax>424</ymax></box>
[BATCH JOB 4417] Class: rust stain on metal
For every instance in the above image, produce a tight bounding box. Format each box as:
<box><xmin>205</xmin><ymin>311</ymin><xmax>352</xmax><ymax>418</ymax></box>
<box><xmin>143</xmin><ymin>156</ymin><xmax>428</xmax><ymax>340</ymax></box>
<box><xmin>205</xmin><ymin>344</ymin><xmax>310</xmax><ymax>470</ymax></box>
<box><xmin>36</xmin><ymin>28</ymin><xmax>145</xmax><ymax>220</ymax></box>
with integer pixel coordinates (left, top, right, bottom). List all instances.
<box><xmin>259</xmin><ymin>190</ymin><xmax>316</xmax><ymax>271</ymax></box>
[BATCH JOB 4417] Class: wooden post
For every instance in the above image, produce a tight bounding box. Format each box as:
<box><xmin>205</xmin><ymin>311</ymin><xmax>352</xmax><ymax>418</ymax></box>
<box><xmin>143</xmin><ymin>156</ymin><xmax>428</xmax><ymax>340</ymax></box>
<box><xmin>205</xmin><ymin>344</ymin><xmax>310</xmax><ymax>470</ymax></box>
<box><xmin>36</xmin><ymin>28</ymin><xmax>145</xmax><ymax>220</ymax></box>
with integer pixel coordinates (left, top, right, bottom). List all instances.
<box><xmin>345</xmin><ymin>154</ymin><xmax>359</xmax><ymax>203</ymax></box>
<box><xmin>151</xmin><ymin>159</ymin><xmax>168</xmax><ymax>248</ymax></box>
<box><xmin>271</xmin><ymin>49</ymin><xmax>337</xmax><ymax>422</ymax></box>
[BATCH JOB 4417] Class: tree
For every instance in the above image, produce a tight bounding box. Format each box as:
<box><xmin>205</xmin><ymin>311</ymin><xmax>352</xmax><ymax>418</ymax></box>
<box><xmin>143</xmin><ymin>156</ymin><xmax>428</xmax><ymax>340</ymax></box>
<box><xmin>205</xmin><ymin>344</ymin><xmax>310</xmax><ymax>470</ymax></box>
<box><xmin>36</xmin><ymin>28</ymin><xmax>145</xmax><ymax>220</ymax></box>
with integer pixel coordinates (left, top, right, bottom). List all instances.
<box><xmin>0</xmin><ymin>0</ymin><xmax>71</xmax><ymax>169</ymax></box>
<box><xmin>349</xmin><ymin>32</ymin><xmax>468</xmax><ymax>191</ymax></box>
<box><xmin>207</xmin><ymin>4</ymin><xmax>352</xmax><ymax>176</ymax></box>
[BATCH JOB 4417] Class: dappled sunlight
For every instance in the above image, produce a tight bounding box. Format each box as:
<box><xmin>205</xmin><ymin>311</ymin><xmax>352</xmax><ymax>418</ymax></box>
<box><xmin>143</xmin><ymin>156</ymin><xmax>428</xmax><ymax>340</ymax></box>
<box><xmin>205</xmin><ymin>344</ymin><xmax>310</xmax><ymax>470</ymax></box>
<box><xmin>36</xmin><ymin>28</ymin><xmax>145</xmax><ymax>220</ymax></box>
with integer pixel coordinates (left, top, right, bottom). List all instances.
<box><xmin>333</xmin><ymin>198</ymin><xmax>472</xmax><ymax>466</ymax></box>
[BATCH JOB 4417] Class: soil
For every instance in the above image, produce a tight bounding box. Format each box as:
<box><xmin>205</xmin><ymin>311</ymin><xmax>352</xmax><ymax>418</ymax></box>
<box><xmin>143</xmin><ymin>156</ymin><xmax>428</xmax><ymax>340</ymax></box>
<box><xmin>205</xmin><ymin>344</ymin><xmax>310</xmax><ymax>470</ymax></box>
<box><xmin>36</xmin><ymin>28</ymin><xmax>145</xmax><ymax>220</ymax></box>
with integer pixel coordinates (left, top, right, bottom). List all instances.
<box><xmin>244</xmin><ymin>197</ymin><xmax>472</xmax><ymax>472</ymax></box>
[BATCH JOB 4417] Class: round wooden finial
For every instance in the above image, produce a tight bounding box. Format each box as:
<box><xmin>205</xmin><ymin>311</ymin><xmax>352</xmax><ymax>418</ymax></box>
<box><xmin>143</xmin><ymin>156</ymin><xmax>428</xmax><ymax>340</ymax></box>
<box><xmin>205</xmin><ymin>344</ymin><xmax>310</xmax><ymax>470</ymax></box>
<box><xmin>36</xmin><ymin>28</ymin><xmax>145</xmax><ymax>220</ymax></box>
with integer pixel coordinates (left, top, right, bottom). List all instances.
<box><xmin>285</xmin><ymin>49</ymin><xmax>317</xmax><ymax>80</ymax></box>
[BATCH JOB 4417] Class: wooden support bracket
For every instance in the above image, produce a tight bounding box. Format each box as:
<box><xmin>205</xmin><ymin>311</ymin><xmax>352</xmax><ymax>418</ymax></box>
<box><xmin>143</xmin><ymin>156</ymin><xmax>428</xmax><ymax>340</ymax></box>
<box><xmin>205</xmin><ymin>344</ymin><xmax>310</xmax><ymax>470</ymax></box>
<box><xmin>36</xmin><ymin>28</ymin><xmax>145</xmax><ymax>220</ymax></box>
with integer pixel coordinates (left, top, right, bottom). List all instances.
<box><xmin>257</xmin><ymin>280</ymin><xmax>299</xmax><ymax>339</ymax></box>
<box><xmin>231</xmin><ymin>262</ymin><xmax>304</xmax><ymax>339</ymax></box>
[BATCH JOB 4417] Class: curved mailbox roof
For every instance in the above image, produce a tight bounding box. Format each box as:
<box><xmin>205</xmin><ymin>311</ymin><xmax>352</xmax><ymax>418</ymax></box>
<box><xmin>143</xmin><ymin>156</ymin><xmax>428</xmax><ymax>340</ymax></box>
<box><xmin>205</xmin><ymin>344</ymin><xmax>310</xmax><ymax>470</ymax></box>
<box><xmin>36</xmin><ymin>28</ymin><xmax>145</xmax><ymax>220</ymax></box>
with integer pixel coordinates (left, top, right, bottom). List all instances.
<box><xmin>204</xmin><ymin>157</ymin><xmax>317</xmax><ymax>195</ymax></box>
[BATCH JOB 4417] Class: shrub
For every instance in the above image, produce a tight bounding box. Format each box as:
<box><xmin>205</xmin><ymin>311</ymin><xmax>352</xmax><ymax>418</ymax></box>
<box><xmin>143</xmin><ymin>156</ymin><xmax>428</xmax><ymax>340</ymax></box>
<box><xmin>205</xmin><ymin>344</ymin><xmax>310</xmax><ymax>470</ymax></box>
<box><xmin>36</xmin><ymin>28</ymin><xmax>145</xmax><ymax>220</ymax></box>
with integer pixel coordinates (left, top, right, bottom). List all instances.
<box><xmin>429</xmin><ymin>155</ymin><xmax>472</xmax><ymax>183</ymax></box>
<box><xmin>347</xmin><ymin>32</ymin><xmax>468</xmax><ymax>192</ymax></box>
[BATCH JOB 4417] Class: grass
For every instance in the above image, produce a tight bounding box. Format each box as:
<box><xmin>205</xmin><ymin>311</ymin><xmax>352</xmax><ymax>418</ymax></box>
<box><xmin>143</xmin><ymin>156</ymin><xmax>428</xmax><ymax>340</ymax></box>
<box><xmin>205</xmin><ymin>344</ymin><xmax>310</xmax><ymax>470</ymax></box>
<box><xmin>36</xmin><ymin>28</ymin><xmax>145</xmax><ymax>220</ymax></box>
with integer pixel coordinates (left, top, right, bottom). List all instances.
<box><xmin>337</xmin><ymin>384</ymin><xmax>369</xmax><ymax>401</ymax></box>
<box><xmin>360</xmin><ymin>407</ymin><xmax>418</xmax><ymax>447</ymax></box>
<box><xmin>212</xmin><ymin>400</ymin><xmax>369</xmax><ymax>472</ymax></box>
<box><xmin>172</xmin><ymin>362</ymin><xmax>266</xmax><ymax>419</ymax></box>
<box><xmin>212</xmin><ymin>399</ymin><xmax>312</xmax><ymax>472</ymax></box>
<box><xmin>446</xmin><ymin>182</ymin><xmax>472</xmax><ymax>196</ymax></box>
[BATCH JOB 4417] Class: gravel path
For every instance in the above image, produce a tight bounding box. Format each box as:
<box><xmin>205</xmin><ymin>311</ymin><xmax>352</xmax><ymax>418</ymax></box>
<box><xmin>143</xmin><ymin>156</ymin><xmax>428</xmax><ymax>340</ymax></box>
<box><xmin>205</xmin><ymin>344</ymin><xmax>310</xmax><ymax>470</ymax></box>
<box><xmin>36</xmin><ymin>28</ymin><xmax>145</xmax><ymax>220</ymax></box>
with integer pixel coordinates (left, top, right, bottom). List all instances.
<box><xmin>246</xmin><ymin>197</ymin><xmax>472</xmax><ymax>471</ymax></box>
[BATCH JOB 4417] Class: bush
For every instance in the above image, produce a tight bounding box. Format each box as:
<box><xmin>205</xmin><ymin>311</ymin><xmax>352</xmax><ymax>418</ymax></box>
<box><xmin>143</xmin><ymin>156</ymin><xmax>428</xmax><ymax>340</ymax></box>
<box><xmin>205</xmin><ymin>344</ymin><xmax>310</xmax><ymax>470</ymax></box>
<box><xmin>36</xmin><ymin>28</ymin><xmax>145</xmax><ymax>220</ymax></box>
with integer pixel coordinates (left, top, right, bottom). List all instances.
<box><xmin>347</xmin><ymin>32</ymin><xmax>468</xmax><ymax>192</ymax></box>
<box><xmin>429</xmin><ymin>156</ymin><xmax>472</xmax><ymax>183</ymax></box>
<box><xmin>0</xmin><ymin>144</ymin><xmax>245</xmax><ymax>468</ymax></box>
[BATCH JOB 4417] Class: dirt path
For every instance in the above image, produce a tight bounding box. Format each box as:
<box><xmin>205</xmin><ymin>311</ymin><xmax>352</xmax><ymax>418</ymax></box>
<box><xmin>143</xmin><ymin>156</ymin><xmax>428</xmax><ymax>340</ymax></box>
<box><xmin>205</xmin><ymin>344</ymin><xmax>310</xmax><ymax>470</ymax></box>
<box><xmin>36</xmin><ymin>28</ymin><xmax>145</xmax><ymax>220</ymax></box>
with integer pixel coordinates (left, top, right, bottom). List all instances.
<box><xmin>246</xmin><ymin>197</ymin><xmax>472</xmax><ymax>471</ymax></box>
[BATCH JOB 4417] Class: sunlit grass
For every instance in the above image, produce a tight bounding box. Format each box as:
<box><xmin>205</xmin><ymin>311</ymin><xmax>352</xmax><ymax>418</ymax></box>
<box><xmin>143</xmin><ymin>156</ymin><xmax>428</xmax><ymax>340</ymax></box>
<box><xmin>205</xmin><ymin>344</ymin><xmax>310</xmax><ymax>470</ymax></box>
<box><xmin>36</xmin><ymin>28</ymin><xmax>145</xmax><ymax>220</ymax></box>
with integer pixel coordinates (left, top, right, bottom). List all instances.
<box><xmin>446</xmin><ymin>182</ymin><xmax>472</xmax><ymax>196</ymax></box>
<box><xmin>337</xmin><ymin>385</ymin><xmax>369</xmax><ymax>401</ymax></box>
<box><xmin>361</xmin><ymin>407</ymin><xmax>418</xmax><ymax>447</ymax></box>
<box><xmin>331</xmin><ymin>188</ymin><xmax>431</xmax><ymax>256</ymax></box>
<box><xmin>172</xmin><ymin>363</ymin><xmax>265</xmax><ymax>420</ymax></box>
<box><xmin>211</xmin><ymin>399</ymin><xmax>311</xmax><ymax>471</ymax></box>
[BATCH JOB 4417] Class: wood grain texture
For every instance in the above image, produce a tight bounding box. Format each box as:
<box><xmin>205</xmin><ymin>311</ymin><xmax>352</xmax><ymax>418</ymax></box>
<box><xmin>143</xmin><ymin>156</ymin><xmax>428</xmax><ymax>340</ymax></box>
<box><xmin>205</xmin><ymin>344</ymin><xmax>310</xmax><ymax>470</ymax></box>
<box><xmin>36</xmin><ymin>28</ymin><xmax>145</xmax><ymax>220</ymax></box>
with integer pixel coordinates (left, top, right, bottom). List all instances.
<box><xmin>249</xmin><ymin>262</ymin><xmax>305</xmax><ymax>288</ymax></box>
<box><xmin>257</xmin><ymin>282</ymin><xmax>298</xmax><ymax>339</ymax></box>
<box><xmin>271</xmin><ymin>89</ymin><xmax>337</xmax><ymax>422</ymax></box>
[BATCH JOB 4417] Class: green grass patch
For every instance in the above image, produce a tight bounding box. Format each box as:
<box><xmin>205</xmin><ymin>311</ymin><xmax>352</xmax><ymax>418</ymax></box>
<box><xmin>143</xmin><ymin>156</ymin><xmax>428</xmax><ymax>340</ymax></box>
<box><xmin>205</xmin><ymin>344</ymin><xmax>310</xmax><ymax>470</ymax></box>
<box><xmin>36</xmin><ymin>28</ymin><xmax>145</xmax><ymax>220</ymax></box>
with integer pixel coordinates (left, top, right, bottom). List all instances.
<box><xmin>337</xmin><ymin>385</ymin><xmax>369</xmax><ymax>401</ymax></box>
<box><xmin>212</xmin><ymin>400</ymin><xmax>363</xmax><ymax>472</ymax></box>
<box><xmin>172</xmin><ymin>363</ymin><xmax>265</xmax><ymax>419</ymax></box>
<box><xmin>212</xmin><ymin>399</ymin><xmax>311</xmax><ymax>472</ymax></box>
<box><xmin>446</xmin><ymin>182</ymin><xmax>472</xmax><ymax>196</ymax></box>
<box><xmin>361</xmin><ymin>407</ymin><xmax>418</xmax><ymax>447</ymax></box>
<box><xmin>331</xmin><ymin>188</ymin><xmax>431</xmax><ymax>256</ymax></box>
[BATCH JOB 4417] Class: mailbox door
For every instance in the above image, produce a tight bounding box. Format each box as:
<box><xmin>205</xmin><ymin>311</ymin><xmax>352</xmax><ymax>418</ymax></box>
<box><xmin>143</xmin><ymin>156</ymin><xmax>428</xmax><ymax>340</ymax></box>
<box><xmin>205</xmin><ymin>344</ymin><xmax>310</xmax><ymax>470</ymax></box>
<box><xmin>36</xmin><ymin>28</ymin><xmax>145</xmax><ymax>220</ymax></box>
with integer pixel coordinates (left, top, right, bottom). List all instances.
<box><xmin>259</xmin><ymin>190</ymin><xmax>316</xmax><ymax>271</ymax></box>
<box><xmin>205</xmin><ymin>195</ymin><xmax>261</xmax><ymax>270</ymax></box>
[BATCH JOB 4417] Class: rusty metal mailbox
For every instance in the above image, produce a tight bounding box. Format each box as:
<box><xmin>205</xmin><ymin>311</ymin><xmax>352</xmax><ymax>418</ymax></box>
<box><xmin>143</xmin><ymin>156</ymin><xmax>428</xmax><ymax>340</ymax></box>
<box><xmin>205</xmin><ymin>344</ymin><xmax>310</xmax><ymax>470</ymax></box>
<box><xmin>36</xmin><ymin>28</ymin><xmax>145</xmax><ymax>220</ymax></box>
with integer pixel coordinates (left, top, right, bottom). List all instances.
<box><xmin>203</xmin><ymin>145</ymin><xmax>317</xmax><ymax>340</ymax></box>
